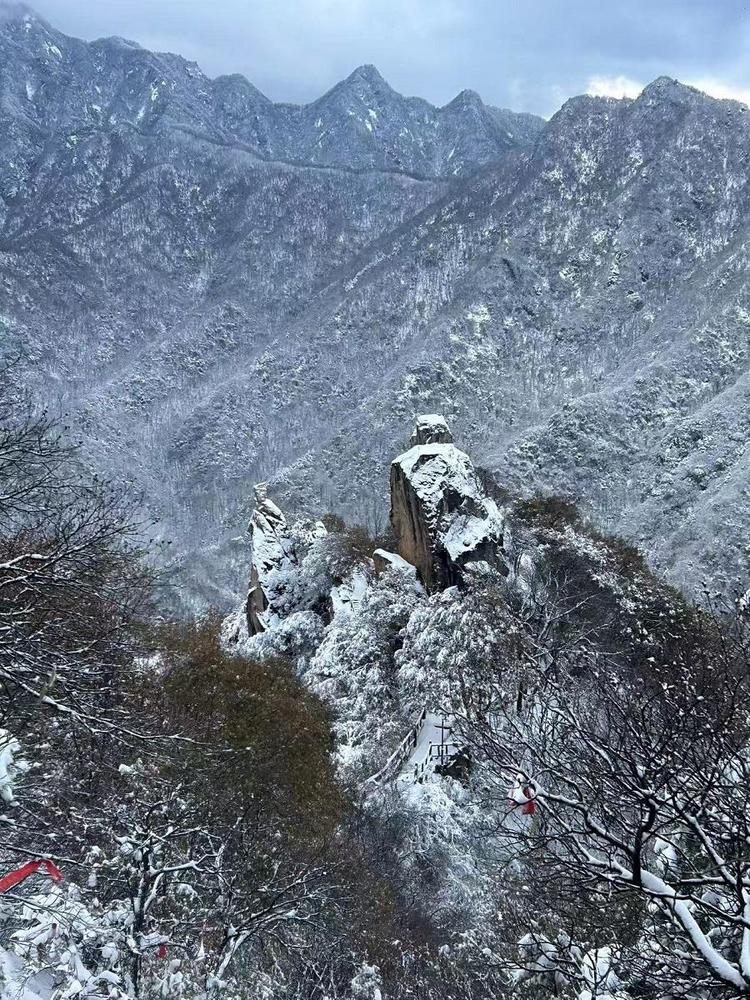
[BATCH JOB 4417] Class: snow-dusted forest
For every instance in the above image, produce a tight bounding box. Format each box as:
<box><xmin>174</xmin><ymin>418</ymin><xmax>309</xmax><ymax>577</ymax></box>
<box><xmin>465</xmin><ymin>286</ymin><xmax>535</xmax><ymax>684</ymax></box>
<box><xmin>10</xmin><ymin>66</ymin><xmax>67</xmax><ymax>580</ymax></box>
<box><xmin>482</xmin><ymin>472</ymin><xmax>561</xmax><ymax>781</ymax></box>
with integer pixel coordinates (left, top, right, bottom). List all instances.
<box><xmin>2</xmin><ymin>4</ymin><xmax>750</xmax><ymax>999</ymax></box>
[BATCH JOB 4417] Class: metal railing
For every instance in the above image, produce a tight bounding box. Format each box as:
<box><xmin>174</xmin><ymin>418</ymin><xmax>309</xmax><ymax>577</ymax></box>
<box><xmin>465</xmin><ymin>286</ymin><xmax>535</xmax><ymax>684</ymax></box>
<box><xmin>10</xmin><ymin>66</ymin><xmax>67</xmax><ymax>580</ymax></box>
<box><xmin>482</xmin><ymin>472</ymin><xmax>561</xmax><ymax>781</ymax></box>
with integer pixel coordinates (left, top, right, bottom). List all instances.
<box><xmin>365</xmin><ymin>707</ymin><xmax>428</xmax><ymax>785</ymax></box>
<box><xmin>413</xmin><ymin>737</ymin><xmax>458</xmax><ymax>782</ymax></box>
<box><xmin>366</xmin><ymin>710</ymin><xmax>461</xmax><ymax>786</ymax></box>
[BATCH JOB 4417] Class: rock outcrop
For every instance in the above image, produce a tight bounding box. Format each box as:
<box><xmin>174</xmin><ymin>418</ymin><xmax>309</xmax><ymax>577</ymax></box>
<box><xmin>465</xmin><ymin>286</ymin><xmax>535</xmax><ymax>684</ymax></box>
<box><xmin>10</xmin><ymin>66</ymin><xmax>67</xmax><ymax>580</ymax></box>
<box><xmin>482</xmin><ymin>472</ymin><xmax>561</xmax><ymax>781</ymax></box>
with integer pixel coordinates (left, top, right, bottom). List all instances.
<box><xmin>372</xmin><ymin>548</ymin><xmax>421</xmax><ymax>581</ymax></box>
<box><xmin>409</xmin><ymin>414</ymin><xmax>453</xmax><ymax>447</ymax></box>
<box><xmin>244</xmin><ymin>486</ymin><xmax>332</xmax><ymax>635</ymax></box>
<box><xmin>246</xmin><ymin>484</ymin><xmax>289</xmax><ymax>635</ymax></box>
<box><xmin>390</xmin><ymin>416</ymin><xmax>506</xmax><ymax>591</ymax></box>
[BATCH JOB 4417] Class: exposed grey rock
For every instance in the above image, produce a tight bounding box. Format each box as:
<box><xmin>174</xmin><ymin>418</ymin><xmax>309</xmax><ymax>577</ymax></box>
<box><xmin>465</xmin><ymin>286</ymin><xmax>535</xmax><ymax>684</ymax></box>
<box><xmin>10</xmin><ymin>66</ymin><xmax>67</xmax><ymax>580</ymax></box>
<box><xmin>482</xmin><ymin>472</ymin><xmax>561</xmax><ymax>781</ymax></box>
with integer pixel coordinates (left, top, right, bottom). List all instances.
<box><xmin>243</xmin><ymin>486</ymin><xmax>331</xmax><ymax>634</ymax></box>
<box><xmin>409</xmin><ymin>414</ymin><xmax>454</xmax><ymax>447</ymax></box>
<box><xmin>246</xmin><ymin>485</ymin><xmax>288</xmax><ymax>635</ymax></box>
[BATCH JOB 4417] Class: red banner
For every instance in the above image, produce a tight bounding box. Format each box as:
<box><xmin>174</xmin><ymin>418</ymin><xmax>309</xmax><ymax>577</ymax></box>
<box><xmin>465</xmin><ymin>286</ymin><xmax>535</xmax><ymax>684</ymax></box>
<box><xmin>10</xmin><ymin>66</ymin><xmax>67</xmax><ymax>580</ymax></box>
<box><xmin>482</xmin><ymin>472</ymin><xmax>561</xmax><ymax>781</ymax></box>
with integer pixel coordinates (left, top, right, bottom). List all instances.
<box><xmin>0</xmin><ymin>859</ymin><xmax>64</xmax><ymax>893</ymax></box>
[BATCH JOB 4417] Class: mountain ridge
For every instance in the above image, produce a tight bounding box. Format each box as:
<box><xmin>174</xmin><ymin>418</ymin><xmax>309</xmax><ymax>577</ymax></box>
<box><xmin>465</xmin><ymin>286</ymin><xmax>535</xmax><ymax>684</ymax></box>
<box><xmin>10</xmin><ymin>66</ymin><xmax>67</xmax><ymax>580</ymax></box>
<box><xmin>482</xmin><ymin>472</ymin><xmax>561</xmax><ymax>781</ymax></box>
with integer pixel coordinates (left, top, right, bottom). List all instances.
<box><xmin>0</xmin><ymin>3</ymin><xmax>544</xmax><ymax>179</ymax></box>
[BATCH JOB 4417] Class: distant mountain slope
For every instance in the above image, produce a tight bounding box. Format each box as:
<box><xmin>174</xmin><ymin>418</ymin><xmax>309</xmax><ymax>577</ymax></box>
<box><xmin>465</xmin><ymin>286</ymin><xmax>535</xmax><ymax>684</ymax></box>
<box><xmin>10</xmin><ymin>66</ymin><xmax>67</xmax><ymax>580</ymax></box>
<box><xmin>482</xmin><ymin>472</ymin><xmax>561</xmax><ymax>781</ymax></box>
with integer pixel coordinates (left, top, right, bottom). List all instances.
<box><xmin>1</xmin><ymin>5</ymin><xmax>747</xmax><ymax>605</ymax></box>
<box><xmin>0</xmin><ymin>5</ymin><xmax>542</xmax><ymax>178</ymax></box>
<box><xmin>272</xmin><ymin>79</ymin><xmax>750</xmax><ymax>598</ymax></box>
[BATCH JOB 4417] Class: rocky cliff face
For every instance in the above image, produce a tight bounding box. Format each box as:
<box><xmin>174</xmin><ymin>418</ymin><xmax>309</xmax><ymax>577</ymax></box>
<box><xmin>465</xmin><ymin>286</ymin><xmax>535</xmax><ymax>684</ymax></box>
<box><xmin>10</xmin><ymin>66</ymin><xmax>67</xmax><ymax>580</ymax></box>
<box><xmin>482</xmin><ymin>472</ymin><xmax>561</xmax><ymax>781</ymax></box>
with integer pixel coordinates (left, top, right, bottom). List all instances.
<box><xmin>229</xmin><ymin>415</ymin><xmax>680</xmax><ymax>800</ymax></box>
<box><xmin>238</xmin><ymin>484</ymin><xmax>332</xmax><ymax>636</ymax></box>
<box><xmin>242</xmin><ymin>416</ymin><xmax>505</xmax><ymax>620</ymax></box>
<box><xmin>245</xmin><ymin>486</ymin><xmax>288</xmax><ymax>635</ymax></box>
<box><xmin>390</xmin><ymin>416</ymin><xmax>506</xmax><ymax>591</ymax></box>
<box><xmin>3</xmin><ymin>6</ymin><xmax>749</xmax><ymax>605</ymax></box>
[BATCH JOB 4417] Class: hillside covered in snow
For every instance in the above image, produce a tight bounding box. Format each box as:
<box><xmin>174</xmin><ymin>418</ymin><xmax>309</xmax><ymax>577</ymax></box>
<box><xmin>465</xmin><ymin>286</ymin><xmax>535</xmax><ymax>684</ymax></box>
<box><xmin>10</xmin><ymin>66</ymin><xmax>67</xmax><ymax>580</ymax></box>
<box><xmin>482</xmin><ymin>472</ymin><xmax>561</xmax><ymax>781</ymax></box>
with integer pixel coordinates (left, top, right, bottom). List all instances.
<box><xmin>2</xmin><ymin>7</ymin><xmax>750</xmax><ymax>994</ymax></box>
<box><xmin>217</xmin><ymin>416</ymin><xmax>750</xmax><ymax>998</ymax></box>
<box><xmin>1</xmin><ymin>399</ymin><xmax>750</xmax><ymax>1000</ymax></box>
<box><xmin>0</xmin><ymin>6</ymin><xmax>747</xmax><ymax>604</ymax></box>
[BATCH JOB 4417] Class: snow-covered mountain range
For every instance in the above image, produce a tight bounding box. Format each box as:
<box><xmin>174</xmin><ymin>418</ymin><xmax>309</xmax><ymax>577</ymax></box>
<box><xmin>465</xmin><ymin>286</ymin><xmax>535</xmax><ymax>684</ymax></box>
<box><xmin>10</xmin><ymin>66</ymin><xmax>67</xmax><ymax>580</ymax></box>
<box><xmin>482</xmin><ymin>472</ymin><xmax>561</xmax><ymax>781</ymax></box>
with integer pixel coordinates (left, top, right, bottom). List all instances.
<box><xmin>2</xmin><ymin>3</ymin><xmax>748</xmax><ymax>605</ymax></box>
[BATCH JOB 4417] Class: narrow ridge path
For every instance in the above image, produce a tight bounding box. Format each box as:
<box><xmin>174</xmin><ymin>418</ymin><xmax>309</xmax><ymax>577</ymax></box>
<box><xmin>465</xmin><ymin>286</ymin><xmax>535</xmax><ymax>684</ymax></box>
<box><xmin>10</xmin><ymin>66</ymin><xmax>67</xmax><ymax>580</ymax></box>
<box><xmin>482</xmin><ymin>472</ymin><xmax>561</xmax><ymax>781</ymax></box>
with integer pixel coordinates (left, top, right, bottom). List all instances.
<box><xmin>402</xmin><ymin>712</ymin><xmax>456</xmax><ymax>781</ymax></box>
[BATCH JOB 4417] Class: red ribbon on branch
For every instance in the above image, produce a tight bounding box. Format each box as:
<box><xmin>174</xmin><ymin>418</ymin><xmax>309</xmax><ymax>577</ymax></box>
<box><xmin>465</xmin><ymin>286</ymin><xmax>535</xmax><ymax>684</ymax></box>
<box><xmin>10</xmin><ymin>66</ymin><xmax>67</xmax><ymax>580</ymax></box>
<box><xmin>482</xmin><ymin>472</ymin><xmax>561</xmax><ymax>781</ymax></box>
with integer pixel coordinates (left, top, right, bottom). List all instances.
<box><xmin>521</xmin><ymin>791</ymin><xmax>537</xmax><ymax>816</ymax></box>
<box><xmin>507</xmin><ymin>784</ymin><xmax>538</xmax><ymax>816</ymax></box>
<box><xmin>0</xmin><ymin>859</ymin><xmax>64</xmax><ymax>893</ymax></box>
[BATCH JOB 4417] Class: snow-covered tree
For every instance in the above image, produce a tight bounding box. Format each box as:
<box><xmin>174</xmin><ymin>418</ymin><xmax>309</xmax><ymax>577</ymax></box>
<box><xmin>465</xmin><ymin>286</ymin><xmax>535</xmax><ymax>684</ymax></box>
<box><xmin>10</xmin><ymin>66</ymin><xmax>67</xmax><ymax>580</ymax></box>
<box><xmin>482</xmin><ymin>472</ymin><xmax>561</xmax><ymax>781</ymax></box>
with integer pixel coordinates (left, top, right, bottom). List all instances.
<box><xmin>477</xmin><ymin>603</ymin><xmax>750</xmax><ymax>997</ymax></box>
<box><xmin>396</xmin><ymin>573</ymin><xmax>527</xmax><ymax>719</ymax></box>
<box><xmin>305</xmin><ymin>564</ymin><xmax>425</xmax><ymax>778</ymax></box>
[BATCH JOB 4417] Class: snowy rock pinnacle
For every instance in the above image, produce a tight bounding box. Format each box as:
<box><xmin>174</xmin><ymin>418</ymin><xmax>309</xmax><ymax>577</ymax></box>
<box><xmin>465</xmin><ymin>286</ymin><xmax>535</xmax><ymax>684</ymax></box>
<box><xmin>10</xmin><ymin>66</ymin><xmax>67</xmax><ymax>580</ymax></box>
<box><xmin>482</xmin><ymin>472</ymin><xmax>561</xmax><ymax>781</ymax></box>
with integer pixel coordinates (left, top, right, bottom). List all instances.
<box><xmin>390</xmin><ymin>417</ymin><xmax>505</xmax><ymax>591</ymax></box>
<box><xmin>409</xmin><ymin>414</ymin><xmax>454</xmax><ymax>447</ymax></box>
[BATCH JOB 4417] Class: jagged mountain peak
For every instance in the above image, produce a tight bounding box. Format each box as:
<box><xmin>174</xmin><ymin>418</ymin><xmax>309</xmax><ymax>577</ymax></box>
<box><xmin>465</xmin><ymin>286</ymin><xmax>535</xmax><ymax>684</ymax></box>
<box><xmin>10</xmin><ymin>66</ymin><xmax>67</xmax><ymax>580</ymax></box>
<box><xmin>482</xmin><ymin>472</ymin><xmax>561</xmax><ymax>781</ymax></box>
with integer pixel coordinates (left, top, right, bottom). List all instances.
<box><xmin>540</xmin><ymin>73</ymin><xmax>732</xmax><ymax>146</ymax></box>
<box><xmin>96</xmin><ymin>35</ymin><xmax>144</xmax><ymax>52</ymax></box>
<box><xmin>0</xmin><ymin>9</ymin><xmax>542</xmax><ymax>176</ymax></box>
<box><xmin>635</xmin><ymin>75</ymin><xmax>750</xmax><ymax>117</ymax></box>
<box><xmin>0</xmin><ymin>2</ymin><xmax>62</xmax><ymax>46</ymax></box>
<box><xmin>4</xmin><ymin>8</ymin><xmax>747</xmax><ymax>610</ymax></box>
<box><xmin>311</xmin><ymin>62</ymin><xmax>400</xmax><ymax>115</ymax></box>
<box><xmin>639</xmin><ymin>75</ymin><xmax>698</xmax><ymax>101</ymax></box>
<box><xmin>344</xmin><ymin>63</ymin><xmax>390</xmax><ymax>88</ymax></box>
<box><xmin>547</xmin><ymin>75</ymin><xmax>727</xmax><ymax>126</ymax></box>
<box><xmin>637</xmin><ymin>76</ymin><xmax>726</xmax><ymax>117</ymax></box>
<box><xmin>445</xmin><ymin>88</ymin><xmax>484</xmax><ymax>110</ymax></box>
<box><xmin>550</xmin><ymin>89</ymin><xmax>620</xmax><ymax>121</ymax></box>
<box><xmin>212</xmin><ymin>72</ymin><xmax>272</xmax><ymax>105</ymax></box>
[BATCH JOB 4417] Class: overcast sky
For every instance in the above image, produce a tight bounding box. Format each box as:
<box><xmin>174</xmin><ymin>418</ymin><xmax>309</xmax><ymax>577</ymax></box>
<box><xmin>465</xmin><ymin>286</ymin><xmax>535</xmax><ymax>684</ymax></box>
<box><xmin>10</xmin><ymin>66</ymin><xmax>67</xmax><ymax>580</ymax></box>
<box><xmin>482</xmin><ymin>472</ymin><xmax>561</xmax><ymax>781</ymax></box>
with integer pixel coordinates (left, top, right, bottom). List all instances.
<box><xmin>28</xmin><ymin>0</ymin><xmax>750</xmax><ymax>117</ymax></box>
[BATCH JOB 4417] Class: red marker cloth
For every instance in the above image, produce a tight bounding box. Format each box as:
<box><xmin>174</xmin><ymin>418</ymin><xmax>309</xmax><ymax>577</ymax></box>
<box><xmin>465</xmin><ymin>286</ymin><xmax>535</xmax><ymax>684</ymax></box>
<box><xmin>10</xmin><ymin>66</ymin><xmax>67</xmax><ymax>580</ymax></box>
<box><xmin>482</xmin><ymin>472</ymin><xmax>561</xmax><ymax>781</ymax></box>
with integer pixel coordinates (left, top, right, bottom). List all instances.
<box><xmin>507</xmin><ymin>783</ymin><xmax>537</xmax><ymax>816</ymax></box>
<box><xmin>521</xmin><ymin>790</ymin><xmax>537</xmax><ymax>816</ymax></box>
<box><xmin>158</xmin><ymin>944</ymin><xmax>168</xmax><ymax>960</ymax></box>
<box><xmin>0</xmin><ymin>859</ymin><xmax>64</xmax><ymax>894</ymax></box>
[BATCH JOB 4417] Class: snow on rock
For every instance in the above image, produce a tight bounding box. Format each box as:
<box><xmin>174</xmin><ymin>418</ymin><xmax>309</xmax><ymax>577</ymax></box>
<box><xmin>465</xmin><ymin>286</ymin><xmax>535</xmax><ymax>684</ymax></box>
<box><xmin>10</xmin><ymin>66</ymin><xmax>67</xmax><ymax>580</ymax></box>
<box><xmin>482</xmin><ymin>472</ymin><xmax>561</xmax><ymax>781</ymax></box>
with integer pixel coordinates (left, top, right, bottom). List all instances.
<box><xmin>372</xmin><ymin>548</ymin><xmax>422</xmax><ymax>586</ymax></box>
<box><xmin>409</xmin><ymin>413</ymin><xmax>453</xmax><ymax>447</ymax></box>
<box><xmin>245</xmin><ymin>483</ymin><xmax>288</xmax><ymax>634</ymax></box>
<box><xmin>390</xmin><ymin>416</ymin><xmax>506</xmax><ymax>591</ymax></box>
<box><xmin>244</xmin><ymin>484</ymin><xmax>327</xmax><ymax>635</ymax></box>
